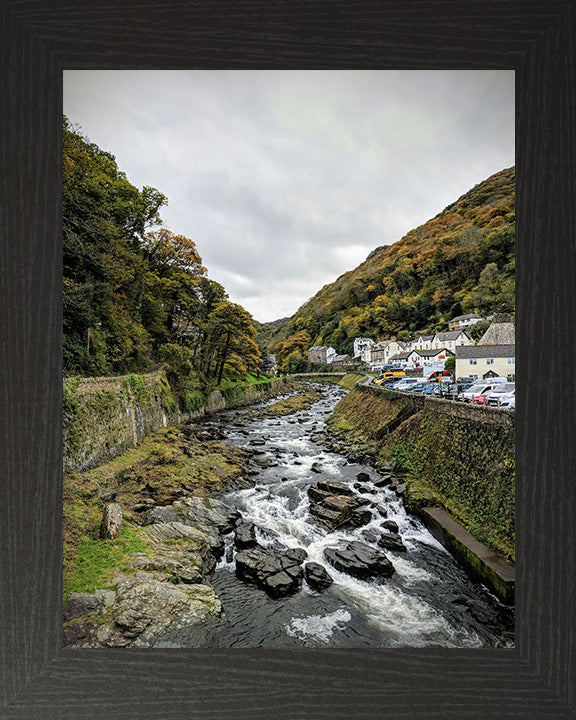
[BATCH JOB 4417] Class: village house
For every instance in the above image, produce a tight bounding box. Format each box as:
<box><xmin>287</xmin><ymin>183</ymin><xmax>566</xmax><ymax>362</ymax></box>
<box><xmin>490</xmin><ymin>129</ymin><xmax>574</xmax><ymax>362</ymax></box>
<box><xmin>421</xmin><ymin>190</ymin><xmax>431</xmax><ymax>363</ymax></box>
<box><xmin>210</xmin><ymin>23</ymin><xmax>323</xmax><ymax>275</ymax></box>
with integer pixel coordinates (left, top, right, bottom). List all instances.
<box><xmin>307</xmin><ymin>345</ymin><xmax>336</xmax><ymax>365</ymax></box>
<box><xmin>331</xmin><ymin>354</ymin><xmax>353</xmax><ymax>368</ymax></box>
<box><xmin>448</xmin><ymin>313</ymin><xmax>484</xmax><ymax>331</ymax></box>
<box><xmin>455</xmin><ymin>315</ymin><xmax>515</xmax><ymax>380</ymax></box>
<box><xmin>367</xmin><ymin>337</ymin><xmax>409</xmax><ymax>370</ymax></box>
<box><xmin>353</xmin><ymin>337</ymin><xmax>375</xmax><ymax>358</ymax></box>
<box><xmin>411</xmin><ymin>335</ymin><xmax>434</xmax><ymax>351</ymax></box>
<box><xmin>431</xmin><ymin>330</ymin><xmax>474</xmax><ymax>354</ymax></box>
<box><xmin>455</xmin><ymin>345</ymin><xmax>515</xmax><ymax>380</ymax></box>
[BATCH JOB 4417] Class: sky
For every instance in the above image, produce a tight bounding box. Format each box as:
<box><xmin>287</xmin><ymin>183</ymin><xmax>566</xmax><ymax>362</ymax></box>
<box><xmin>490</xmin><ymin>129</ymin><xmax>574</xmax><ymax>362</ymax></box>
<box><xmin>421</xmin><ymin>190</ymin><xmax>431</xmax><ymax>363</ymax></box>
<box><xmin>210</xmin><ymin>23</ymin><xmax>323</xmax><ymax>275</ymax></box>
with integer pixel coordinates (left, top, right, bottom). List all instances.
<box><xmin>63</xmin><ymin>70</ymin><xmax>514</xmax><ymax>323</ymax></box>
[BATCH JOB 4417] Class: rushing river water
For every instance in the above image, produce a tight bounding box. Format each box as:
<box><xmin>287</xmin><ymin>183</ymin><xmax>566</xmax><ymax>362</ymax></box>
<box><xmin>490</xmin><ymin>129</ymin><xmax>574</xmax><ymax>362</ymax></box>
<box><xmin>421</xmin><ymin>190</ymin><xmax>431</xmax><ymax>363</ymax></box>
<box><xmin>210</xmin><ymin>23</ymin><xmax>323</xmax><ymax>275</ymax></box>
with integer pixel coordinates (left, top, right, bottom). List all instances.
<box><xmin>195</xmin><ymin>383</ymin><xmax>514</xmax><ymax>649</ymax></box>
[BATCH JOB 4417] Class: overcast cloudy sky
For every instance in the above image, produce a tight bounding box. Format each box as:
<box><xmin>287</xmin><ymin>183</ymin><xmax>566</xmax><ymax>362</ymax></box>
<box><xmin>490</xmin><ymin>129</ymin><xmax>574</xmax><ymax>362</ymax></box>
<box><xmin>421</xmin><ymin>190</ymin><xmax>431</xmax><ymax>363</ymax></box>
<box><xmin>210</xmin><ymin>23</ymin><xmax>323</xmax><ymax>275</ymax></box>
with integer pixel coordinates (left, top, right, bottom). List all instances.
<box><xmin>63</xmin><ymin>70</ymin><xmax>514</xmax><ymax>323</ymax></box>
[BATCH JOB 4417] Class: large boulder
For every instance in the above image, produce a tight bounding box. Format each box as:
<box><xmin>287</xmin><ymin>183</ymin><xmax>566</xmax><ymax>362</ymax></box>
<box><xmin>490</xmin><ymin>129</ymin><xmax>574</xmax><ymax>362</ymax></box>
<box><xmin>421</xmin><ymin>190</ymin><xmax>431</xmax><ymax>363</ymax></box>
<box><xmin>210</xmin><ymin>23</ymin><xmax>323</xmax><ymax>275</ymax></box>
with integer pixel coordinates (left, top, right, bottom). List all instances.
<box><xmin>63</xmin><ymin>572</ymin><xmax>222</xmax><ymax>648</ymax></box>
<box><xmin>377</xmin><ymin>531</ymin><xmax>407</xmax><ymax>553</ymax></box>
<box><xmin>235</xmin><ymin>545</ymin><xmax>306</xmax><ymax>598</ymax></box>
<box><xmin>324</xmin><ymin>541</ymin><xmax>395</xmax><ymax>580</ymax></box>
<box><xmin>316</xmin><ymin>480</ymin><xmax>354</xmax><ymax>496</ymax></box>
<box><xmin>308</xmin><ymin>486</ymin><xmax>373</xmax><ymax>530</ymax></box>
<box><xmin>234</xmin><ymin>519</ymin><xmax>257</xmax><ymax>549</ymax></box>
<box><xmin>99</xmin><ymin>503</ymin><xmax>123</xmax><ymax>539</ymax></box>
<box><xmin>304</xmin><ymin>562</ymin><xmax>333</xmax><ymax>592</ymax></box>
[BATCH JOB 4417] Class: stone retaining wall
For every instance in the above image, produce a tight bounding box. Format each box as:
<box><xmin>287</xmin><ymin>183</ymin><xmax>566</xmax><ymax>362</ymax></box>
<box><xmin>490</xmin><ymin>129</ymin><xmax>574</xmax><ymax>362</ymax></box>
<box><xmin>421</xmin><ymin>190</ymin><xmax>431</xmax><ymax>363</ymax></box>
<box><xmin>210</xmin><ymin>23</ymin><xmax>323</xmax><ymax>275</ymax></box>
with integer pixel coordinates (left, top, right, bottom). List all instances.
<box><xmin>63</xmin><ymin>373</ymin><xmax>294</xmax><ymax>473</ymax></box>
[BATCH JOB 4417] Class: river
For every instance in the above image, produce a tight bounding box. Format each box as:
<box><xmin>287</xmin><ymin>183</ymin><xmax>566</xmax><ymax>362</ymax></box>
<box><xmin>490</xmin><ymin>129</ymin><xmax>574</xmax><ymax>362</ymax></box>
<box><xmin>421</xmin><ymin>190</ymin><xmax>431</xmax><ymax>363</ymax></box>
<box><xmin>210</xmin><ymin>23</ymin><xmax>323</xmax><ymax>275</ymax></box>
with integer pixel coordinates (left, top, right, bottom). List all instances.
<box><xmin>193</xmin><ymin>383</ymin><xmax>514</xmax><ymax>648</ymax></box>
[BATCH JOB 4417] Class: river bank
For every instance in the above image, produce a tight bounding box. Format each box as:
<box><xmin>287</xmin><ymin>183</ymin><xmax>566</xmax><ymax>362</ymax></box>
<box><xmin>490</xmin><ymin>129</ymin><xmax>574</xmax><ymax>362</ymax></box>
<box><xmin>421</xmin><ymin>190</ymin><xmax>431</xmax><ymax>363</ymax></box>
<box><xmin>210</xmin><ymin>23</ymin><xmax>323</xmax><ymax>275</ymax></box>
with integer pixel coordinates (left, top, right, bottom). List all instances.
<box><xmin>63</xmin><ymin>382</ymin><xmax>514</xmax><ymax>649</ymax></box>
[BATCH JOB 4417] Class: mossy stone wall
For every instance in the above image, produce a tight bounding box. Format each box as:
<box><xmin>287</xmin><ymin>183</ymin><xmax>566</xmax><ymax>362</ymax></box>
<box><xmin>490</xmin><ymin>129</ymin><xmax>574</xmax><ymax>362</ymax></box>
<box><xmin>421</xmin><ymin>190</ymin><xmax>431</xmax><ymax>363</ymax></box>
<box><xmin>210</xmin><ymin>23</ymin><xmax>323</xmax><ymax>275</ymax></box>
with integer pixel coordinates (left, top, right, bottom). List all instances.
<box><xmin>329</xmin><ymin>386</ymin><xmax>515</xmax><ymax>560</ymax></box>
<box><xmin>64</xmin><ymin>373</ymin><xmax>294</xmax><ymax>472</ymax></box>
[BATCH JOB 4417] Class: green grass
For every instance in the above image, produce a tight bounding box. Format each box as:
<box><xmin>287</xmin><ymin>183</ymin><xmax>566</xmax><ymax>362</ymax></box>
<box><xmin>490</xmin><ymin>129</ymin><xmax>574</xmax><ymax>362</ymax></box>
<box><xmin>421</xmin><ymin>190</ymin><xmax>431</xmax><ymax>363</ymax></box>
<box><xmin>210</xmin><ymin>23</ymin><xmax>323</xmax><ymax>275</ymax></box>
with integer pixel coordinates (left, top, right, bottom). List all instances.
<box><xmin>63</xmin><ymin>526</ymin><xmax>148</xmax><ymax>602</ymax></box>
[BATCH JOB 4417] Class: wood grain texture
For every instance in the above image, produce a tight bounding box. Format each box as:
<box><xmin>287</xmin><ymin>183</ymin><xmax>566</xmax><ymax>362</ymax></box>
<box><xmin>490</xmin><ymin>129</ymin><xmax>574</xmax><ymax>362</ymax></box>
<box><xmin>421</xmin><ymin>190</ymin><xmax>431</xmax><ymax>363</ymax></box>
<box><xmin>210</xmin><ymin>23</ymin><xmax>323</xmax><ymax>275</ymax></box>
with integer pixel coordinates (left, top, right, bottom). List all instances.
<box><xmin>0</xmin><ymin>0</ymin><xmax>574</xmax><ymax>717</ymax></box>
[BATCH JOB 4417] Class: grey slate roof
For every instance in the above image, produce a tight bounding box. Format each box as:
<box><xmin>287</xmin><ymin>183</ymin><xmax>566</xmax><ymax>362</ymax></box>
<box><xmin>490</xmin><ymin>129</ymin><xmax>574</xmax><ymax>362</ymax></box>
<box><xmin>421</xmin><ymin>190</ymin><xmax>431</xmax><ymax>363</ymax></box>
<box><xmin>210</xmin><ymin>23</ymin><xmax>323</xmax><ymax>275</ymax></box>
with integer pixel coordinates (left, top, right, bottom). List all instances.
<box><xmin>456</xmin><ymin>344</ymin><xmax>515</xmax><ymax>359</ymax></box>
<box><xmin>416</xmin><ymin>348</ymin><xmax>454</xmax><ymax>357</ymax></box>
<box><xmin>477</xmin><ymin>322</ymin><xmax>515</xmax><ymax>345</ymax></box>
<box><xmin>435</xmin><ymin>331</ymin><xmax>470</xmax><ymax>341</ymax></box>
<box><xmin>450</xmin><ymin>314</ymin><xmax>482</xmax><ymax>322</ymax></box>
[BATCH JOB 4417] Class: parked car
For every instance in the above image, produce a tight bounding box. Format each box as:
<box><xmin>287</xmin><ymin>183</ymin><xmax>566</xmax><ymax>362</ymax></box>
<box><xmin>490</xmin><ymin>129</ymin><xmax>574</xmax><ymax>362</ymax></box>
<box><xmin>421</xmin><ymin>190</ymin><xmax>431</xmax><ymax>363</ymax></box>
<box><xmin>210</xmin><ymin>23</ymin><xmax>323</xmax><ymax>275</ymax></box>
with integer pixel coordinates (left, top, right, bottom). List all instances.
<box><xmin>438</xmin><ymin>382</ymin><xmax>460</xmax><ymax>400</ymax></box>
<box><xmin>408</xmin><ymin>382</ymin><xmax>429</xmax><ymax>393</ymax></box>
<box><xmin>486</xmin><ymin>383</ymin><xmax>515</xmax><ymax>408</ymax></box>
<box><xmin>427</xmin><ymin>369</ymin><xmax>453</xmax><ymax>382</ymax></box>
<box><xmin>374</xmin><ymin>370</ymin><xmax>406</xmax><ymax>385</ymax></box>
<box><xmin>461</xmin><ymin>381</ymin><xmax>505</xmax><ymax>403</ymax></box>
<box><xmin>391</xmin><ymin>377</ymin><xmax>422</xmax><ymax>391</ymax></box>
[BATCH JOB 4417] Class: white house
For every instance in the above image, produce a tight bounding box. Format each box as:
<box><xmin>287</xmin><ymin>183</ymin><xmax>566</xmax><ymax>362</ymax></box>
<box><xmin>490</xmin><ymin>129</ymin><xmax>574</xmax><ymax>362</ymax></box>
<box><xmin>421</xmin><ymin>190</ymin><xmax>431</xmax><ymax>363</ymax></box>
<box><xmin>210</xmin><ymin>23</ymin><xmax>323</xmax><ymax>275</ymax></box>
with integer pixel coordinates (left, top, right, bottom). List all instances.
<box><xmin>412</xmin><ymin>335</ymin><xmax>434</xmax><ymax>351</ymax></box>
<box><xmin>448</xmin><ymin>314</ymin><xmax>484</xmax><ymax>331</ymax></box>
<box><xmin>353</xmin><ymin>337</ymin><xmax>375</xmax><ymax>358</ymax></box>
<box><xmin>431</xmin><ymin>331</ymin><xmax>474</xmax><ymax>354</ymax></box>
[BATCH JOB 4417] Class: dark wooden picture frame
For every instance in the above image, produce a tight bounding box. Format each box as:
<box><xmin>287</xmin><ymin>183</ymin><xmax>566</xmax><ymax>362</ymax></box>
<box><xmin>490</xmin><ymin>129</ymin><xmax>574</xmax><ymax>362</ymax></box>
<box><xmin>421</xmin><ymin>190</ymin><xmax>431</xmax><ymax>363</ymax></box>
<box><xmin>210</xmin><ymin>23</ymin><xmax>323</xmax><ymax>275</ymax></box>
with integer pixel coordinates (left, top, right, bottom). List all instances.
<box><xmin>1</xmin><ymin>1</ymin><xmax>574</xmax><ymax>717</ymax></box>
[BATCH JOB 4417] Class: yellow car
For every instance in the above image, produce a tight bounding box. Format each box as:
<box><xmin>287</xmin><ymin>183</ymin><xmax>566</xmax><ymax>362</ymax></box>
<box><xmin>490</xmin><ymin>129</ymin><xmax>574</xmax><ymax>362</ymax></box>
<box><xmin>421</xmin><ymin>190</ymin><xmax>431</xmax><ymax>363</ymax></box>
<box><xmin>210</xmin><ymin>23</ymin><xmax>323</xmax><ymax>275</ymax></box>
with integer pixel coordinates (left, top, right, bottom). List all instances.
<box><xmin>373</xmin><ymin>370</ymin><xmax>406</xmax><ymax>385</ymax></box>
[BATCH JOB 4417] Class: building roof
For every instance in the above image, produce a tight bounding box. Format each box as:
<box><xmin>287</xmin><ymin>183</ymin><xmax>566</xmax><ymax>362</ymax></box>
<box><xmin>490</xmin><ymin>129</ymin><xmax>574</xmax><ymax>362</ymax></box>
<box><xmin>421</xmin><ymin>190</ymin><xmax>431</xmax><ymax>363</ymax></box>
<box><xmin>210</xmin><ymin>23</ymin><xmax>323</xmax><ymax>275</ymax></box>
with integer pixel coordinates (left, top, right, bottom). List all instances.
<box><xmin>450</xmin><ymin>314</ymin><xmax>483</xmax><ymax>322</ymax></box>
<box><xmin>416</xmin><ymin>348</ymin><xmax>454</xmax><ymax>357</ymax></box>
<box><xmin>434</xmin><ymin>330</ymin><xmax>470</xmax><ymax>341</ymax></box>
<box><xmin>456</xmin><ymin>344</ymin><xmax>515</xmax><ymax>359</ymax></box>
<box><xmin>332</xmin><ymin>354</ymin><xmax>352</xmax><ymax>362</ymax></box>
<box><xmin>477</xmin><ymin>321</ymin><xmax>515</xmax><ymax>346</ymax></box>
<box><xmin>389</xmin><ymin>352</ymin><xmax>411</xmax><ymax>361</ymax></box>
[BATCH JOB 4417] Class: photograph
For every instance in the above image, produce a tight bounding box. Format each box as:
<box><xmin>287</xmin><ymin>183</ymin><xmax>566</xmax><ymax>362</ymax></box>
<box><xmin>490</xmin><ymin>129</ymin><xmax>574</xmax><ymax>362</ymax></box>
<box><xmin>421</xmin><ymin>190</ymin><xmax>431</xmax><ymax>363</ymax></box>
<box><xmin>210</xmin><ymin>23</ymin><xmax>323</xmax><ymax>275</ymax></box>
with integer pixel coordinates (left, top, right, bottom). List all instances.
<box><xmin>61</xmin><ymin>70</ymin><xmax>515</xmax><ymax>649</ymax></box>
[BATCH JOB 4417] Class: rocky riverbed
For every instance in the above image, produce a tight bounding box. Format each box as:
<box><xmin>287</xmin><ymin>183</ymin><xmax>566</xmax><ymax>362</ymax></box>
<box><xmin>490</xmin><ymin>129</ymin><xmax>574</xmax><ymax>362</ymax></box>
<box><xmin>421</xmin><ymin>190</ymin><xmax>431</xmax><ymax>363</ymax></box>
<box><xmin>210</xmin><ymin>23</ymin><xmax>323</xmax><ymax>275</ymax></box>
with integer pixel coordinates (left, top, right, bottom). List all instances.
<box><xmin>64</xmin><ymin>383</ymin><xmax>514</xmax><ymax>649</ymax></box>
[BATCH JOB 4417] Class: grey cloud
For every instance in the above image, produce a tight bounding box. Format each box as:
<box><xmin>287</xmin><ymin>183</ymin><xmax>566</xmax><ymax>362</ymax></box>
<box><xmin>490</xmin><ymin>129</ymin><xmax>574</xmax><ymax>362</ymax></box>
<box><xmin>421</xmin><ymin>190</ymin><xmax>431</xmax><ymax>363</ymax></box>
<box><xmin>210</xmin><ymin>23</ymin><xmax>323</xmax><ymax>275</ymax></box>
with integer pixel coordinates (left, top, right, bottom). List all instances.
<box><xmin>64</xmin><ymin>70</ymin><xmax>514</xmax><ymax>322</ymax></box>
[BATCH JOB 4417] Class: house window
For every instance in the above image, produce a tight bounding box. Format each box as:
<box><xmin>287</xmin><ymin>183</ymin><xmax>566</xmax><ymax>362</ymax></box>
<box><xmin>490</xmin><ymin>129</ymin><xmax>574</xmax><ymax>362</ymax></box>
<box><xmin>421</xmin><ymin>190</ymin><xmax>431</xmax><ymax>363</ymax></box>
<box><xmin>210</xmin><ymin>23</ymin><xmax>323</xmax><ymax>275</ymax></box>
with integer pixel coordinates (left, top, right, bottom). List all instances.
<box><xmin>469</xmin><ymin>359</ymin><xmax>477</xmax><ymax>365</ymax></box>
<box><xmin>507</xmin><ymin>358</ymin><xmax>515</xmax><ymax>364</ymax></box>
<box><xmin>486</xmin><ymin>359</ymin><xmax>494</xmax><ymax>365</ymax></box>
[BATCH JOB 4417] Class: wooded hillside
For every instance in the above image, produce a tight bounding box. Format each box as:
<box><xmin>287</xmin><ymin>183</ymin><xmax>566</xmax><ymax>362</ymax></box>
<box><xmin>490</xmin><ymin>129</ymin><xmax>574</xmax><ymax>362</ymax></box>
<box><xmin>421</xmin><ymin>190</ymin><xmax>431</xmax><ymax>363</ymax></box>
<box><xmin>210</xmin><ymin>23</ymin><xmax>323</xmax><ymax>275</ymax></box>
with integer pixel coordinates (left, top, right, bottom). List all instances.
<box><xmin>63</xmin><ymin>117</ymin><xmax>260</xmax><ymax>392</ymax></box>
<box><xmin>270</xmin><ymin>167</ymin><xmax>515</xmax><ymax>365</ymax></box>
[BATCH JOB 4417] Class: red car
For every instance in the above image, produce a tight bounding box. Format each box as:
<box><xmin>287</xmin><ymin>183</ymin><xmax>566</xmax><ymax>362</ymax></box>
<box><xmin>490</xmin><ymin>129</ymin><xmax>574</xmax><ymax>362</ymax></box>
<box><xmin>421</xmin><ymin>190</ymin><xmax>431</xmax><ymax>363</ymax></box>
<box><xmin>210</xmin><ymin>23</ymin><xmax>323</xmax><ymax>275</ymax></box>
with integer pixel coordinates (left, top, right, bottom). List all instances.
<box><xmin>473</xmin><ymin>393</ymin><xmax>488</xmax><ymax>405</ymax></box>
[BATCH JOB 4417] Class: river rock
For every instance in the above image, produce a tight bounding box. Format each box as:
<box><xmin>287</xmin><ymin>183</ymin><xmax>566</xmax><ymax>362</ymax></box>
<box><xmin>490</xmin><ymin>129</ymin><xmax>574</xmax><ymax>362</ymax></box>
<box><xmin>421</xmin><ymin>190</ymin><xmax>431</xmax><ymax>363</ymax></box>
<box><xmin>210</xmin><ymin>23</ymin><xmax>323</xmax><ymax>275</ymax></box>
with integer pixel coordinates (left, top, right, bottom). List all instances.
<box><xmin>307</xmin><ymin>486</ymin><xmax>332</xmax><ymax>503</ymax></box>
<box><xmin>316</xmin><ymin>480</ymin><xmax>354</xmax><ymax>496</ymax></box>
<box><xmin>100</xmin><ymin>503</ymin><xmax>123</xmax><ymax>539</ymax></box>
<box><xmin>235</xmin><ymin>545</ymin><xmax>305</xmax><ymax>598</ymax></box>
<box><xmin>347</xmin><ymin>507</ymin><xmax>373</xmax><ymax>528</ymax></box>
<box><xmin>373</xmin><ymin>476</ymin><xmax>393</xmax><ymax>488</ymax></box>
<box><xmin>356</xmin><ymin>472</ymin><xmax>371</xmax><ymax>483</ymax></box>
<box><xmin>361</xmin><ymin>528</ymin><xmax>382</xmax><ymax>544</ymax></box>
<box><xmin>143</xmin><ymin>497</ymin><xmax>240</xmax><ymax>537</ymax></box>
<box><xmin>63</xmin><ymin>572</ymin><xmax>222</xmax><ymax>648</ymax></box>
<box><xmin>63</xmin><ymin>589</ymin><xmax>115</xmax><ymax>622</ymax></box>
<box><xmin>99</xmin><ymin>489</ymin><xmax>118</xmax><ymax>503</ymax></box>
<box><xmin>324</xmin><ymin>541</ymin><xmax>395</xmax><ymax>580</ymax></box>
<box><xmin>304</xmin><ymin>562</ymin><xmax>333</xmax><ymax>591</ymax></box>
<box><xmin>234</xmin><ymin>519</ymin><xmax>257</xmax><ymax>549</ymax></box>
<box><xmin>134</xmin><ymin>498</ymin><xmax>156</xmax><ymax>513</ymax></box>
<box><xmin>377</xmin><ymin>531</ymin><xmax>407</xmax><ymax>552</ymax></box>
<box><xmin>381</xmin><ymin>520</ymin><xmax>399</xmax><ymax>533</ymax></box>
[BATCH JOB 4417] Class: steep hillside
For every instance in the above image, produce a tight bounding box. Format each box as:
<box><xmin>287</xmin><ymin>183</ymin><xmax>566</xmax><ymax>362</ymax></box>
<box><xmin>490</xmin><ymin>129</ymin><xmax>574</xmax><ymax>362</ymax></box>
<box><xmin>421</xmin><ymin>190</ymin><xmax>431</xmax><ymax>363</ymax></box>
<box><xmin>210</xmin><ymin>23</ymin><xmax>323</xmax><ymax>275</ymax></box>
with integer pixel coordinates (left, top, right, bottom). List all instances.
<box><xmin>271</xmin><ymin>167</ymin><xmax>514</xmax><ymax>364</ymax></box>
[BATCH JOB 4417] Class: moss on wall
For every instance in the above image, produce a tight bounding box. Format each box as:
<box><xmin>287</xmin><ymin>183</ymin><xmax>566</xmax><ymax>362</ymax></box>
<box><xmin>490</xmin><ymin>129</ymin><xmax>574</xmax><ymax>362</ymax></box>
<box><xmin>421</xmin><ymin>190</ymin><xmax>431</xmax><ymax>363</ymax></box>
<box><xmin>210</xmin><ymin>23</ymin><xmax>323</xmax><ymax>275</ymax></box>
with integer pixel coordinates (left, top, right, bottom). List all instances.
<box><xmin>63</xmin><ymin>373</ymin><xmax>297</xmax><ymax>473</ymax></box>
<box><xmin>328</xmin><ymin>387</ymin><xmax>515</xmax><ymax>561</ymax></box>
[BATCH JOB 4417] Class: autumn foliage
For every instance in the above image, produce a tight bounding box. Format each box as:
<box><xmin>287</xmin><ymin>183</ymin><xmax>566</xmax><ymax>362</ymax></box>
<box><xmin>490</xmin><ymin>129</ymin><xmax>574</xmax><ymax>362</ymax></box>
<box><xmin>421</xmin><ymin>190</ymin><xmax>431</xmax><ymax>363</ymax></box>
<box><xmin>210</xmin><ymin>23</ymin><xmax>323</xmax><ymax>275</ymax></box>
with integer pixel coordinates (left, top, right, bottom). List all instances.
<box><xmin>63</xmin><ymin>117</ymin><xmax>261</xmax><ymax>388</ymax></box>
<box><xmin>269</xmin><ymin>167</ymin><xmax>515</xmax><ymax>356</ymax></box>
